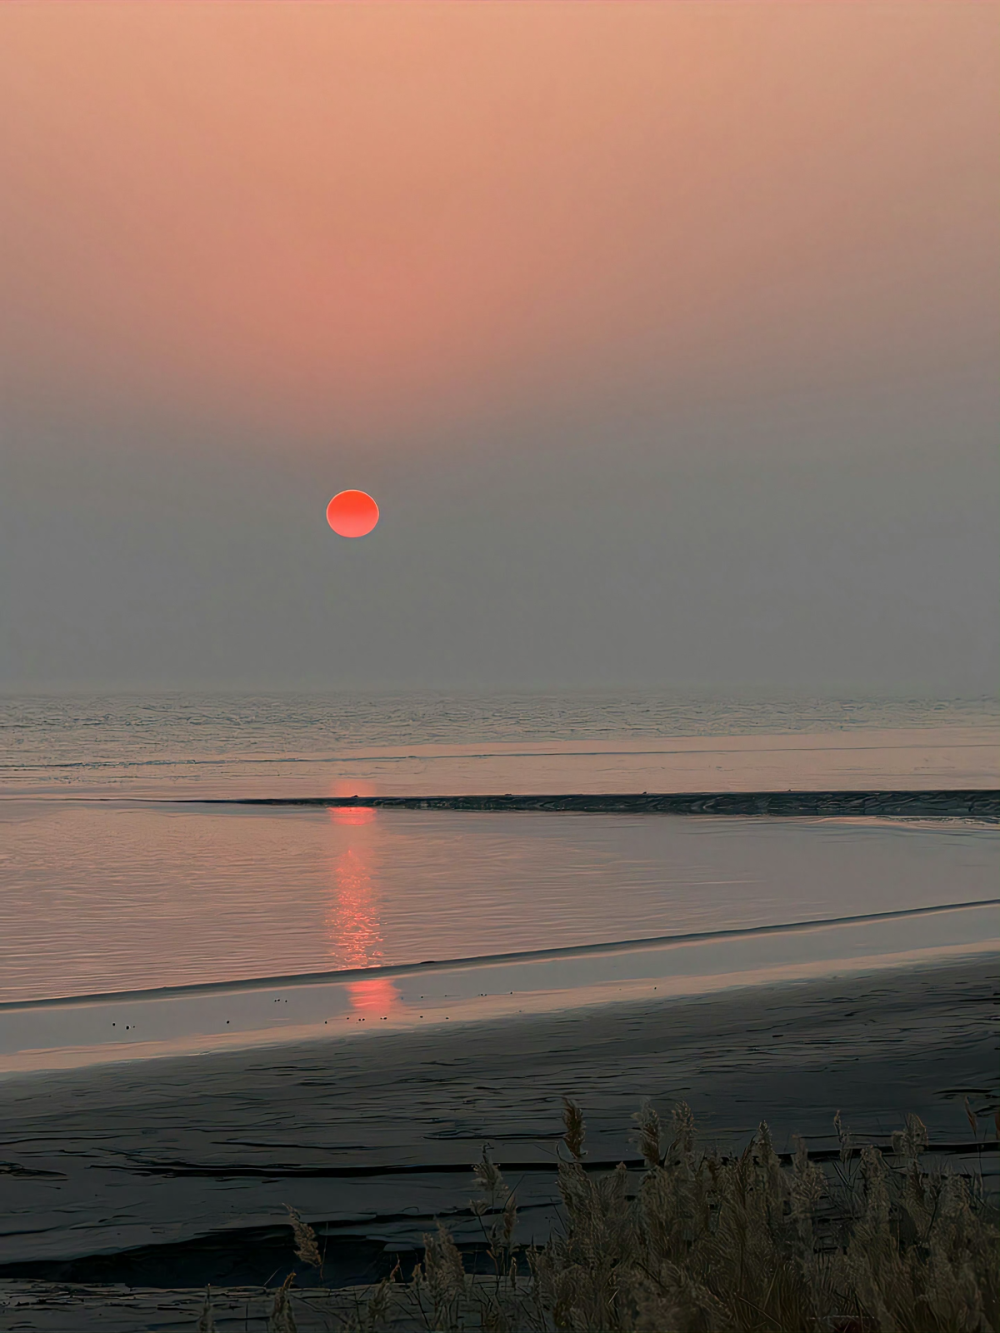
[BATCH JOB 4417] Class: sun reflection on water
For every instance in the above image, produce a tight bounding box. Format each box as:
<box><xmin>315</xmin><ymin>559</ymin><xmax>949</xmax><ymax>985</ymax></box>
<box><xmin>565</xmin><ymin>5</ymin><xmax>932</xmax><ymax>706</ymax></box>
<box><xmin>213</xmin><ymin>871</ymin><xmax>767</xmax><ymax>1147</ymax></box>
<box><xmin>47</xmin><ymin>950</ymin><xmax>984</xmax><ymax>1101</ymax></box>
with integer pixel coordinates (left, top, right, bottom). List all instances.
<box><xmin>326</xmin><ymin>803</ymin><xmax>384</xmax><ymax>970</ymax></box>
<box><xmin>347</xmin><ymin>975</ymin><xmax>400</xmax><ymax>1017</ymax></box>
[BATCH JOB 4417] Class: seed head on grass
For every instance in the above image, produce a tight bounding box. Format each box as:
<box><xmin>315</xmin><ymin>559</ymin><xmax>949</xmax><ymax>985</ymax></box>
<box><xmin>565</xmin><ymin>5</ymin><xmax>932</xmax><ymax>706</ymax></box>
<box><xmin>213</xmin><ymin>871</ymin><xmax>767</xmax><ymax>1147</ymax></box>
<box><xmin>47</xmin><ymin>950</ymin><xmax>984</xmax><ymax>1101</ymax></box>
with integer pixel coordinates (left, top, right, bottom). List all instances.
<box><xmin>890</xmin><ymin>1112</ymin><xmax>929</xmax><ymax>1162</ymax></box>
<box><xmin>421</xmin><ymin>1222</ymin><xmax>467</xmax><ymax>1331</ymax></box>
<box><xmin>834</xmin><ymin>1109</ymin><xmax>854</xmax><ymax>1165</ymax></box>
<box><xmin>671</xmin><ymin>1100</ymin><xmax>696</xmax><ymax>1159</ymax></box>
<box><xmin>284</xmin><ymin>1203</ymin><xmax>323</xmax><ymax>1275</ymax></box>
<box><xmin>501</xmin><ymin>1188</ymin><xmax>518</xmax><ymax>1250</ymax></box>
<box><xmin>632</xmin><ymin>1099</ymin><xmax>662</xmax><ymax>1170</ymax></box>
<box><xmin>472</xmin><ymin>1146</ymin><xmax>510</xmax><ymax>1213</ymax></box>
<box><xmin>562</xmin><ymin>1096</ymin><xmax>586</xmax><ymax>1161</ymax></box>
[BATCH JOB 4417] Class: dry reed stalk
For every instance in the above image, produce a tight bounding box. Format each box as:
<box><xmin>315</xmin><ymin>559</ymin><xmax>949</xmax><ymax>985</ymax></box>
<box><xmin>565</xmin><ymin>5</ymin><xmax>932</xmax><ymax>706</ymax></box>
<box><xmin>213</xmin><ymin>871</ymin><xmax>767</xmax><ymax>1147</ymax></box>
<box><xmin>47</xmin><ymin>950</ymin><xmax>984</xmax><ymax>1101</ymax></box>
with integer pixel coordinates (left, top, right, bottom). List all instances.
<box><xmin>418</xmin><ymin>1222</ymin><xmax>467</xmax><ymax>1332</ymax></box>
<box><xmin>834</xmin><ymin>1109</ymin><xmax>854</xmax><ymax>1166</ymax></box>
<box><xmin>965</xmin><ymin>1096</ymin><xmax>979</xmax><ymax>1138</ymax></box>
<box><xmin>196</xmin><ymin>1286</ymin><xmax>217</xmax><ymax>1332</ymax></box>
<box><xmin>347</xmin><ymin>1260</ymin><xmax>403</xmax><ymax>1333</ymax></box>
<box><xmin>471</xmin><ymin>1145</ymin><xmax>520</xmax><ymax>1296</ymax></box>
<box><xmin>268</xmin><ymin>1273</ymin><xmax>298</xmax><ymax>1333</ymax></box>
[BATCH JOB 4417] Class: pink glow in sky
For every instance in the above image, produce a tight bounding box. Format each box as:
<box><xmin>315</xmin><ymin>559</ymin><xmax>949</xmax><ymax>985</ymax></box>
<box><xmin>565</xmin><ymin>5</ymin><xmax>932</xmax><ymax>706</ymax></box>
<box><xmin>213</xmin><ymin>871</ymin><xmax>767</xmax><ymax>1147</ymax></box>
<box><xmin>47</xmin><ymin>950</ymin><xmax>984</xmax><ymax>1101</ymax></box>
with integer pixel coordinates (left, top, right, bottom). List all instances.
<box><xmin>0</xmin><ymin>3</ymin><xmax>995</xmax><ymax>439</ymax></box>
<box><xmin>0</xmin><ymin>3</ymin><xmax>996</xmax><ymax>694</ymax></box>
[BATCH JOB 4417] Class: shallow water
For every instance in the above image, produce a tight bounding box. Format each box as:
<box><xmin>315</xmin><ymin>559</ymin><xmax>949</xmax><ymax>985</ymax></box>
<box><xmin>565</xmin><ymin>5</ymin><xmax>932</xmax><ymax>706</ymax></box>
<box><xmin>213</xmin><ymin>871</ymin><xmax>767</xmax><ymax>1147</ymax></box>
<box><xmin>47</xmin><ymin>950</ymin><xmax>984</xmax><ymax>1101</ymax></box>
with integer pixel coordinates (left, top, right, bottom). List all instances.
<box><xmin>1</xmin><ymin>691</ymin><xmax>996</xmax><ymax>1006</ymax></box>
<box><xmin>1</xmin><ymin>801</ymin><xmax>996</xmax><ymax>1002</ymax></box>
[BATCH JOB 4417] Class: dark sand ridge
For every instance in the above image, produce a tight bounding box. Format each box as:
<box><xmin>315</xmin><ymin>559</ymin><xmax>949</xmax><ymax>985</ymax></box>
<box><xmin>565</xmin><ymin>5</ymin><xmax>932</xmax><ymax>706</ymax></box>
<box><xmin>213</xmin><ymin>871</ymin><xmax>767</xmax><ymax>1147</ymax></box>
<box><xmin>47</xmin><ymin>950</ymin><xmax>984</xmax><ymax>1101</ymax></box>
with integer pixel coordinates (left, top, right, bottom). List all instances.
<box><xmin>0</xmin><ymin>955</ymin><xmax>995</xmax><ymax>1293</ymax></box>
<box><xmin>179</xmin><ymin>788</ymin><xmax>1000</xmax><ymax>816</ymax></box>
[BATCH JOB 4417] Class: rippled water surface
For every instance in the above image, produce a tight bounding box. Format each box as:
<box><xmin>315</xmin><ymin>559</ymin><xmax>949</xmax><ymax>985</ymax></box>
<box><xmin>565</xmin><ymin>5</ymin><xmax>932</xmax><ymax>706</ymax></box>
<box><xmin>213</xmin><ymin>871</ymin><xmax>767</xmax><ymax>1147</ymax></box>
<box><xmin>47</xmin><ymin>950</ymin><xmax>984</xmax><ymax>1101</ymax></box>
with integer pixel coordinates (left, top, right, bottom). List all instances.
<box><xmin>1</xmin><ymin>801</ymin><xmax>995</xmax><ymax>1002</ymax></box>
<box><xmin>1</xmin><ymin>691</ymin><xmax>996</xmax><ymax>1003</ymax></box>
<box><xmin>2</xmin><ymin>690</ymin><xmax>997</xmax><ymax>796</ymax></box>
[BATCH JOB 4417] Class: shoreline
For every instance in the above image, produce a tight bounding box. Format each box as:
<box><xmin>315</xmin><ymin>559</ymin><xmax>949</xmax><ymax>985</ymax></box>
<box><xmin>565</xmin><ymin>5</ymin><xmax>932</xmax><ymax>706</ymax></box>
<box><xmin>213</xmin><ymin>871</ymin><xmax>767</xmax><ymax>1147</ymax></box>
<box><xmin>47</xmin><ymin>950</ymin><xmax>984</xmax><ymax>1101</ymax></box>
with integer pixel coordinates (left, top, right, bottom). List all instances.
<box><xmin>5</xmin><ymin>895</ymin><xmax>996</xmax><ymax>1013</ymax></box>
<box><xmin>2</xmin><ymin>903</ymin><xmax>995</xmax><ymax>1074</ymax></box>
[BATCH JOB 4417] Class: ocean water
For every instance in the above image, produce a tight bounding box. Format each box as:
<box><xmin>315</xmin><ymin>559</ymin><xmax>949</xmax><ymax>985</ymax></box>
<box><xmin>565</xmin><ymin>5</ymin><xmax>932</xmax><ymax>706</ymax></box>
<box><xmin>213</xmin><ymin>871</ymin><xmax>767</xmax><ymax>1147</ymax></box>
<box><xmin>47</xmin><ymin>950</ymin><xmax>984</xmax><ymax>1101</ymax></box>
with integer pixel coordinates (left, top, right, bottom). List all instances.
<box><xmin>2</xmin><ymin>689</ymin><xmax>998</xmax><ymax>797</ymax></box>
<box><xmin>1</xmin><ymin>690</ymin><xmax>997</xmax><ymax>1006</ymax></box>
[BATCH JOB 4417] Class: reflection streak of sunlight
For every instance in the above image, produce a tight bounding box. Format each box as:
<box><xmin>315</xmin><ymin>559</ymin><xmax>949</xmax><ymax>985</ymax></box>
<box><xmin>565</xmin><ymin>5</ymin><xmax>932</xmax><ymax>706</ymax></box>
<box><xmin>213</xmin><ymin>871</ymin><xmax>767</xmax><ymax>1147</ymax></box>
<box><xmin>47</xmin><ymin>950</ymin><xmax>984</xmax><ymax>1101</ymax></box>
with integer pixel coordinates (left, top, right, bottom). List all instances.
<box><xmin>326</xmin><ymin>807</ymin><xmax>383</xmax><ymax>969</ymax></box>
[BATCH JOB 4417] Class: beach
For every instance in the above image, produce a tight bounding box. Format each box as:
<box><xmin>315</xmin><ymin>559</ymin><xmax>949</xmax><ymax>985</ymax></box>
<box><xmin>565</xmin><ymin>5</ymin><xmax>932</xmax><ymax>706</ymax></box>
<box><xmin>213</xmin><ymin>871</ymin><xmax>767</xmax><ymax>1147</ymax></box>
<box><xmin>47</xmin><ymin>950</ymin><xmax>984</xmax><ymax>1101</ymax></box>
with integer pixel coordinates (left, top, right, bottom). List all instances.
<box><xmin>3</xmin><ymin>0</ymin><xmax>998</xmax><ymax>1319</ymax></box>
<box><xmin>1</xmin><ymin>694</ymin><xmax>997</xmax><ymax>1326</ymax></box>
<box><xmin>1</xmin><ymin>953</ymin><xmax>995</xmax><ymax>1307</ymax></box>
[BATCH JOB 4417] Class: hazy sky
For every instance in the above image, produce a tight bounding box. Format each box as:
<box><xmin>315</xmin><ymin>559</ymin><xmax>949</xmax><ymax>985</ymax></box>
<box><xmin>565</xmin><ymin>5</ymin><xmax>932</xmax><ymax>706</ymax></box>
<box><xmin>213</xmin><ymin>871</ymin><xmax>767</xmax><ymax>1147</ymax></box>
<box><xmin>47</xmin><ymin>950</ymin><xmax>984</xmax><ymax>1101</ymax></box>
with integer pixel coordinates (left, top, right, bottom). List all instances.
<box><xmin>1</xmin><ymin>2</ymin><xmax>997</xmax><ymax>692</ymax></box>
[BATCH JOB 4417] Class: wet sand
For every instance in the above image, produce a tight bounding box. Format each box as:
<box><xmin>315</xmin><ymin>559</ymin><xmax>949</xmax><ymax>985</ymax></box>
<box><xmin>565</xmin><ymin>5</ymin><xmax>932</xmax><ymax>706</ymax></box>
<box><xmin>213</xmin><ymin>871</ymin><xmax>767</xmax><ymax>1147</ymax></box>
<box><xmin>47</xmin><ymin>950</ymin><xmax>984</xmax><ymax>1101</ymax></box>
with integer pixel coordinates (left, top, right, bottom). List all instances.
<box><xmin>0</xmin><ymin>953</ymin><xmax>995</xmax><ymax>1298</ymax></box>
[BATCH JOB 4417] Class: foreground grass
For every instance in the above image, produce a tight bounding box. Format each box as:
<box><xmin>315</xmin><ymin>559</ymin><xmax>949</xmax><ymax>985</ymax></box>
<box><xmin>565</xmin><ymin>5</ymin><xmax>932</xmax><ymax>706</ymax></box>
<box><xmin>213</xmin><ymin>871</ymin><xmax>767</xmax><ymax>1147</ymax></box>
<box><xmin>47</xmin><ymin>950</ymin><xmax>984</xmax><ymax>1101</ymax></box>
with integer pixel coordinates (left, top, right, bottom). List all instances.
<box><xmin>199</xmin><ymin>1101</ymin><xmax>998</xmax><ymax>1333</ymax></box>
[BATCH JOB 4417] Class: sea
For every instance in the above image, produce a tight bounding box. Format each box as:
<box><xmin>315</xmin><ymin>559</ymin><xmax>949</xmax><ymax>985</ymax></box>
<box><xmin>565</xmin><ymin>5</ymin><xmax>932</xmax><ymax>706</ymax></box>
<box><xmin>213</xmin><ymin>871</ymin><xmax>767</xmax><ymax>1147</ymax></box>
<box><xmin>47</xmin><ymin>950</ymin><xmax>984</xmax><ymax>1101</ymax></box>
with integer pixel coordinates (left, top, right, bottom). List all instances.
<box><xmin>1</xmin><ymin>690</ymin><xmax>997</xmax><ymax>1007</ymax></box>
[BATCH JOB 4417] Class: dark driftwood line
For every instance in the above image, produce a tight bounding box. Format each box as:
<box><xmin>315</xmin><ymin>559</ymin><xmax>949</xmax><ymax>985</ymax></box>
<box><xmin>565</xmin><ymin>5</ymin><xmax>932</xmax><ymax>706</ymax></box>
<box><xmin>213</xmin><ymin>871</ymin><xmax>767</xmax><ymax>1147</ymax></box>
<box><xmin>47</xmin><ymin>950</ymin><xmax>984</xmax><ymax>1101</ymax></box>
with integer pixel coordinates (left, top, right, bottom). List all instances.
<box><xmin>204</xmin><ymin>789</ymin><xmax>1000</xmax><ymax>817</ymax></box>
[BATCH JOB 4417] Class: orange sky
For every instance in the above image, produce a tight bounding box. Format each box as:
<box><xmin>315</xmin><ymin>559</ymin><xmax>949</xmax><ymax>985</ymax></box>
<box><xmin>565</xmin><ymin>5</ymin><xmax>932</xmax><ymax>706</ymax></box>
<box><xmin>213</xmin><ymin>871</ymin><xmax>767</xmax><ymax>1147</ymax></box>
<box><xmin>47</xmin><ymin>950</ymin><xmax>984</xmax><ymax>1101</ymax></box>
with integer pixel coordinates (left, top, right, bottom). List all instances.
<box><xmin>1</xmin><ymin>2</ymin><xmax>995</xmax><ymax>439</ymax></box>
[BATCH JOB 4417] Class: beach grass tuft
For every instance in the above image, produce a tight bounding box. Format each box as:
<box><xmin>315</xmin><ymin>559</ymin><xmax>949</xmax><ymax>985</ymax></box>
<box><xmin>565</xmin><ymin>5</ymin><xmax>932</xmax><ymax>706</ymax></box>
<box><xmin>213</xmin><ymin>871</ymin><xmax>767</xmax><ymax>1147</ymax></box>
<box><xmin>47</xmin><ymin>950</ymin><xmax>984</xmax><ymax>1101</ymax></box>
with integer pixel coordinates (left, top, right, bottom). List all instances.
<box><xmin>211</xmin><ymin>1100</ymin><xmax>997</xmax><ymax>1331</ymax></box>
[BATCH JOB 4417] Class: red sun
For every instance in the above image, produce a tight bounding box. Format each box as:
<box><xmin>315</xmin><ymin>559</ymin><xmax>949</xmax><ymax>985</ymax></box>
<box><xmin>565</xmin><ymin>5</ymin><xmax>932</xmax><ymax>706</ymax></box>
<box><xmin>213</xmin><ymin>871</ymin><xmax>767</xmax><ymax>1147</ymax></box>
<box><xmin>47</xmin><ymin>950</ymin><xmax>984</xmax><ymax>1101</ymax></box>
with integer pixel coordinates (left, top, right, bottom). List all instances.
<box><xmin>326</xmin><ymin>490</ymin><xmax>379</xmax><ymax>538</ymax></box>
